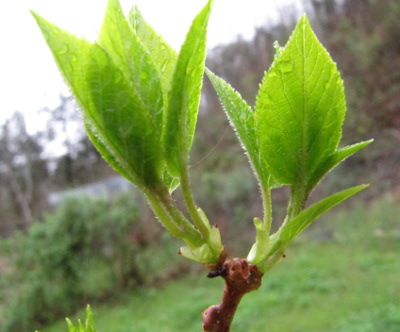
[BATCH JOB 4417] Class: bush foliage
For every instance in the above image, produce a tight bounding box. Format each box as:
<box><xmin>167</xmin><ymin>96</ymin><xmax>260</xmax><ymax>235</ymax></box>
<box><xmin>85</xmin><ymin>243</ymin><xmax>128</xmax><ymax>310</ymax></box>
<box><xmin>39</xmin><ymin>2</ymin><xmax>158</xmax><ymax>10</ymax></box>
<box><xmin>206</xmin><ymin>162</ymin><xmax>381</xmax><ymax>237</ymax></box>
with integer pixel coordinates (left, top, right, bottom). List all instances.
<box><xmin>1</xmin><ymin>193</ymin><xmax>181</xmax><ymax>331</ymax></box>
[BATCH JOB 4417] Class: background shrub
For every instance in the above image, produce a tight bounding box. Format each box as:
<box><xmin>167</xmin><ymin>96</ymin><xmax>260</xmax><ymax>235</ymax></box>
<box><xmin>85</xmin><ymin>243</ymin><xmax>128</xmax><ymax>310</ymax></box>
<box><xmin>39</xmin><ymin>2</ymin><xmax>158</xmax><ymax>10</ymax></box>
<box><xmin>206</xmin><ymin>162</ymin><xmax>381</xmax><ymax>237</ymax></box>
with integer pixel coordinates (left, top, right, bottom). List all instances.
<box><xmin>1</xmin><ymin>193</ymin><xmax>182</xmax><ymax>331</ymax></box>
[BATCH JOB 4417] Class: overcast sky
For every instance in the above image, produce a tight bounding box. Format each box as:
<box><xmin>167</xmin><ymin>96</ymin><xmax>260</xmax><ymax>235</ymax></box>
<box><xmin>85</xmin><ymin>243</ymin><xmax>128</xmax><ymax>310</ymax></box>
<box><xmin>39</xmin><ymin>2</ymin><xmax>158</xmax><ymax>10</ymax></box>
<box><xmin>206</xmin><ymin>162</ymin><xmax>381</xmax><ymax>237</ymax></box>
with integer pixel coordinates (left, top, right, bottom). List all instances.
<box><xmin>0</xmin><ymin>0</ymin><xmax>303</xmax><ymax>134</ymax></box>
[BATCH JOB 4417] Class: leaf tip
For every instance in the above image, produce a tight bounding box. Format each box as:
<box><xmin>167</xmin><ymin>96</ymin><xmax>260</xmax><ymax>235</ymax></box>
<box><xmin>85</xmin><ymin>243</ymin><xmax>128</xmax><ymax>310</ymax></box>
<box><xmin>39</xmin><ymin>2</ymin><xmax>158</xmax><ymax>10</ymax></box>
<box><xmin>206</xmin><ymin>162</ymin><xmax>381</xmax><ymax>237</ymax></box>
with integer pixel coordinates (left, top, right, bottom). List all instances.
<box><xmin>365</xmin><ymin>138</ymin><xmax>374</xmax><ymax>145</ymax></box>
<box><xmin>299</xmin><ymin>14</ymin><xmax>310</xmax><ymax>25</ymax></box>
<box><xmin>358</xmin><ymin>184</ymin><xmax>370</xmax><ymax>190</ymax></box>
<box><xmin>30</xmin><ymin>9</ymin><xmax>42</xmax><ymax>23</ymax></box>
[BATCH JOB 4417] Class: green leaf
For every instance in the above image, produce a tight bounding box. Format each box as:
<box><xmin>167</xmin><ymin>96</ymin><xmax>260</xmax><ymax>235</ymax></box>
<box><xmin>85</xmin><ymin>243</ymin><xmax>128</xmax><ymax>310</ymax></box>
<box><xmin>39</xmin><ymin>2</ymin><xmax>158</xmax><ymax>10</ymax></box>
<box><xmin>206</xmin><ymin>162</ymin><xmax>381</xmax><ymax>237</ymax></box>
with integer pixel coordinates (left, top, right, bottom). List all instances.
<box><xmin>66</xmin><ymin>305</ymin><xmax>97</xmax><ymax>332</ymax></box>
<box><xmin>66</xmin><ymin>318</ymin><xmax>76</xmax><ymax>332</ymax></box>
<box><xmin>280</xmin><ymin>185</ymin><xmax>368</xmax><ymax>244</ymax></box>
<box><xmin>98</xmin><ymin>0</ymin><xmax>163</xmax><ymax>132</ymax></box>
<box><xmin>30</xmin><ymin>11</ymin><xmax>93</xmax><ymax>114</ymax></box>
<box><xmin>32</xmin><ymin>10</ymin><xmax>164</xmax><ymax>188</ymax></box>
<box><xmin>84</xmin><ymin>122</ymin><xmax>135</xmax><ymax>183</ymax></box>
<box><xmin>86</xmin><ymin>44</ymin><xmax>163</xmax><ymax>186</ymax></box>
<box><xmin>128</xmin><ymin>5</ymin><xmax>180</xmax><ymax>192</ymax></box>
<box><xmin>84</xmin><ymin>305</ymin><xmax>97</xmax><ymax>332</ymax></box>
<box><xmin>307</xmin><ymin>139</ymin><xmax>373</xmax><ymax>191</ymax></box>
<box><xmin>78</xmin><ymin>321</ymin><xmax>85</xmax><ymax>331</ymax></box>
<box><xmin>164</xmin><ymin>0</ymin><xmax>213</xmax><ymax>176</ymax></box>
<box><xmin>163</xmin><ymin>170</ymin><xmax>180</xmax><ymax>194</ymax></box>
<box><xmin>180</xmin><ymin>243</ymin><xmax>216</xmax><ymax>264</ymax></box>
<box><xmin>256</xmin><ymin>185</ymin><xmax>368</xmax><ymax>272</ymax></box>
<box><xmin>128</xmin><ymin>5</ymin><xmax>178</xmax><ymax>99</ymax></box>
<box><xmin>96</xmin><ymin>0</ymin><xmax>165</xmax><ymax>186</ymax></box>
<box><xmin>255</xmin><ymin>15</ymin><xmax>346</xmax><ymax>187</ymax></box>
<box><xmin>206</xmin><ymin>69</ymin><xmax>277</xmax><ymax>189</ymax></box>
<box><xmin>31</xmin><ymin>12</ymin><xmax>134</xmax><ymax>183</ymax></box>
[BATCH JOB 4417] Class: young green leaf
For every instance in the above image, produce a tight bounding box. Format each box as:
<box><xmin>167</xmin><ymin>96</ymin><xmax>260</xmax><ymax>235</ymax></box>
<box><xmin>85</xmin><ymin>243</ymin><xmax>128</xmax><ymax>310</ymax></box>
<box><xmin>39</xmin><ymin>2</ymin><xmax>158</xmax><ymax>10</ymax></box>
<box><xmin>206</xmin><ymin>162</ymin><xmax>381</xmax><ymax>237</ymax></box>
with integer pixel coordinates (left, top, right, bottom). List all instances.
<box><xmin>85</xmin><ymin>44</ymin><xmax>164</xmax><ymax>187</ymax></box>
<box><xmin>66</xmin><ymin>305</ymin><xmax>97</xmax><ymax>332</ymax></box>
<box><xmin>255</xmin><ymin>16</ymin><xmax>346</xmax><ymax>187</ymax></box>
<box><xmin>30</xmin><ymin>11</ymin><xmax>93</xmax><ymax>114</ymax></box>
<box><xmin>128</xmin><ymin>5</ymin><xmax>181</xmax><ymax>192</ymax></box>
<box><xmin>128</xmin><ymin>5</ymin><xmax>178</xmax><ymax>99</ymax></box>
<box><xmin>98</xmin><ymin>0</ymin><xmax>163</xmax><ymax>132</ymax></box>
<box><xmin>31</xmin><ymin>12</ymin><xmax>136</xmax><ymax>184</ymax></box>
<box><xmin>84</xmin><ymin>122</ymin><xmax>135</xmax><ymax>183</ymax></box>
<box><xmin>32</xmin><ymin>9</ymin><xmax>164</xmax><ymax>189</ymax></box>
<box><xmin>206</xmin><ymin>69</ymin><xmax>277</xmax><ymax>190</ymax></box>
<box><xmin>280</xmin><ymin>185</ymin><xmax>367</xmax><ymax>244</ymax></box>
<box><xmin>307</xmin><ymin>139</ymin><xmax>373</xmax><ymax>191</ymax></box>
<box><xmin>256</xmin><ymin>185</ymin><xmax>368</xmax><ymax>272</ymax></box>
<box><xmin>164</xmin><ymin>0</ymin><xmax>213</xmax><ymax>177</ymax></box>
<box><xmin>162</xmin><ymin>170</ymin><xmax>180</xmax><ymax>193</ymax></box>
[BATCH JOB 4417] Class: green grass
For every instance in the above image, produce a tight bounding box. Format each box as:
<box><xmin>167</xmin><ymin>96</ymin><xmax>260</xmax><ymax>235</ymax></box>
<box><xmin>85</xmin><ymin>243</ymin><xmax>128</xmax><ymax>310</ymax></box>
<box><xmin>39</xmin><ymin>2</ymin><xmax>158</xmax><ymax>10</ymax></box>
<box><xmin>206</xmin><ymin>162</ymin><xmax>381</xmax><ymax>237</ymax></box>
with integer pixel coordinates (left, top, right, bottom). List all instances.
<box><xmin>45</xmin><ymin>196</ymin><xmax>400</xmax><ymax>332</ymax></box>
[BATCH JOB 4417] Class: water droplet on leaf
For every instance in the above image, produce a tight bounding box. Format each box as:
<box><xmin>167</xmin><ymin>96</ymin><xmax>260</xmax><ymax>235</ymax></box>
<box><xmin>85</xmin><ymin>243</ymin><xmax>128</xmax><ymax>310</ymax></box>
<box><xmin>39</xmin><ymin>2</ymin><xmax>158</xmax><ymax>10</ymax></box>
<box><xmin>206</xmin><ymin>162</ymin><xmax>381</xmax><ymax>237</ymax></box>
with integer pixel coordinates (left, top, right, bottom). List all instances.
<box><xmin>273</xmin><ymin>41</ymin><xmax>281</xmax><ymax>54</ymax></box>
<box><xmin>280</xmin><ymin>60</ymin><xmax>293</xmax><ymax>73</ymax></box>
<box><xmin>58</xmin><ymin>44</ymin><xmax>69</xmax><ymax>55</ymax></box>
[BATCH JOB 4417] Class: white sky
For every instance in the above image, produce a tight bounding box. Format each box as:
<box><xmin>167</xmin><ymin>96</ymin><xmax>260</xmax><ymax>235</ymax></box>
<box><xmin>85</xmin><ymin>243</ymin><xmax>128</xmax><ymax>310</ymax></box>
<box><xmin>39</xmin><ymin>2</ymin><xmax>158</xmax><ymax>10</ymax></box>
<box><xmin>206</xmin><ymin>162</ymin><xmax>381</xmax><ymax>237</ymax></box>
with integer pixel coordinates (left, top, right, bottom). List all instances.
<box><xmin>0</xmin><ymin>0</ymin><xmax>303</xmax><ymax>134</ymax></box>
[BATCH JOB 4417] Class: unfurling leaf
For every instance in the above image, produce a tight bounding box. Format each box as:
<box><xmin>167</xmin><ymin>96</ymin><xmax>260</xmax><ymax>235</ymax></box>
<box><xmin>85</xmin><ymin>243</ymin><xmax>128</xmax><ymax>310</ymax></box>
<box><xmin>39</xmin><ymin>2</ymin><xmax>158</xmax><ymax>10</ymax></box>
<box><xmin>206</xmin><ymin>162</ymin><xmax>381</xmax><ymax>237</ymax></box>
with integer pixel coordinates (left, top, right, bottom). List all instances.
<box><xmin>164</xmin><ymin>0</ymin><xmax>213</xmax><ymax>176</ymax></box>
<box><xmin>280</xmin><ymin>185</ymin><xmax>368</xmax><ymax>244</ymax></box>
<box><xmin>128</xmin><ymin>5</ymin><xmax>178</xmax><ymax>100</ymax></box>
<box><xmin>128</xmin><ymin>5</ymin><xmax>181</xmax><ymax>192</ymax></box>
<box><xmin>66</xmin><ymin>305</ymin><xmax>97</xmax><ymax>332</ymax></box>
<box><xmin>307</xmin><ymin>140</ymin><xmax>373</xmax><ymax>191</ymax></box>
<box><xmin>256</xmin><ymin>185</ymin><xmax>368</xmax><ymax>272</ymax></box>
<box><xmin>32</xmin><ymin>10</ymin><xmax>165</xmax><ymax>189</ymax></box>
<box><xmin>206</xmin><ymin>69</ymin><xmax>277</xmax><ymax>190</ymax></box>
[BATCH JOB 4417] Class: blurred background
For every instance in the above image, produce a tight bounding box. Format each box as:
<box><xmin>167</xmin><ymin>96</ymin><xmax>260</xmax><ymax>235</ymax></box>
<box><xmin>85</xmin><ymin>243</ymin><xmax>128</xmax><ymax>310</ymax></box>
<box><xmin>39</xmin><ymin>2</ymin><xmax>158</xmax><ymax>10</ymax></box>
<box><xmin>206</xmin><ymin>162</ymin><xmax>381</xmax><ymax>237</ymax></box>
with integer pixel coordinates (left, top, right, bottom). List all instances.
<box><xmin>0</xmin><ymin>0</ymin><xmax>399</xmax><ymax>331</ymax></box>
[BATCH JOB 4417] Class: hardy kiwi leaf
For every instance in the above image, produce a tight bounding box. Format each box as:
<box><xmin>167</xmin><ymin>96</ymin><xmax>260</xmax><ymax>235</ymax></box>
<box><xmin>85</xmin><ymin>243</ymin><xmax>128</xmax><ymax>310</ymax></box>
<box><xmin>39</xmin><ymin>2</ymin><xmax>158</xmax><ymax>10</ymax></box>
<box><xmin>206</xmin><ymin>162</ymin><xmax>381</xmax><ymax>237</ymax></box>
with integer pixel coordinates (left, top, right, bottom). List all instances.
<box><xmin>128</xmin><ymin>5</ymin><xmax>180</xmax><ymax>192</ymax></box>
<box><xmin>98</xmin><ymin>0</ymin><xmax>164</xmax><ymax>136</ymax></box>
<box><xmin>259</xmin><ymin>184</ymin><xmax>368</xmax><ymax>271</ymax></box>
<box><xmin>206</xmin><ymin>69</ymin><xmax>277</xmax><ymax>190</ymax></box>
<box><xmin>307</xmin><ymin>139</ymin><xmax>373</xmax><ymax>191</ymax></box>
<box><xmin>32</xmin><ymin>9</ymin><xmax>164</xmax><ymax>189</ymax></box>
<box><xmin>128</xmin><ymin>5</ymin><xmax>178</xmax><ymax>100</ymax></box>
<box><xmin>279</xmin><ymin>185</ymin><xmax>368</xmax><ymax>245</ymax></box>
<box><xmin>31</xmin><ymin>12</ymin><xmax>133</xmax><ymax>183</ymax></box>
<box><xmin>255</xmin><ymin>16</ymin><xmax>347</xmax><ymax>188</ymax></box>
<box><xmin>164</xmin><ymin>0</ymin><xmax>213</xmax><ymax>177</ymax></box>
<box><xmin>85</xmin><ymin>45</ymin><xmax>163</xmax><ymax>187</ymax></box>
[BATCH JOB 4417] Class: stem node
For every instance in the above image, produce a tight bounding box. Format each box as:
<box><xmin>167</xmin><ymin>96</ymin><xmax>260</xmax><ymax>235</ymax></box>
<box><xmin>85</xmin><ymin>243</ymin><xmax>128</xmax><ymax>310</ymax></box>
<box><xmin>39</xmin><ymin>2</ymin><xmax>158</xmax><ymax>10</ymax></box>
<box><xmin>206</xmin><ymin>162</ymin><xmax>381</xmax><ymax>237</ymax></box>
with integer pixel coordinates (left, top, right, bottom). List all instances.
<box><xmin>202</xmin><ymin>255</ymin><xmax>263</xmax><ymax>332</ymax></box>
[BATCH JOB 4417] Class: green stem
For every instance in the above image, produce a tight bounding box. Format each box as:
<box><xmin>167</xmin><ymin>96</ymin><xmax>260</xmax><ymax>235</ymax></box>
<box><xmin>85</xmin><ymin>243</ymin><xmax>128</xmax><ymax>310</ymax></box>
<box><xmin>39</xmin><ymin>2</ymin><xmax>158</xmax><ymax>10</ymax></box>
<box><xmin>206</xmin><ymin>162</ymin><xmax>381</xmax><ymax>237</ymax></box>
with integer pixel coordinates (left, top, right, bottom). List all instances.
<box><xmin>287</xmin><ymin>184</ymin><xmax>308</xmax><ymax>220</ymax></box>
<box><xmin>144</xmin><ymin>187</ymin><xmax>202</xmax><ymax>247</ymax></box>
<box><xmin>261</xmin><ymin>187</ymin><xmax>272</xmax><ymax>234</ymax></box>
<box><xmin>144</xmin><ymin>190</ymin><xmax>182</xmax><ymax>237</ymax></box>
<box><xmin>180</xmin><ymin>167</ymin><xmax>210</xmax><ymax>240</ymax></box>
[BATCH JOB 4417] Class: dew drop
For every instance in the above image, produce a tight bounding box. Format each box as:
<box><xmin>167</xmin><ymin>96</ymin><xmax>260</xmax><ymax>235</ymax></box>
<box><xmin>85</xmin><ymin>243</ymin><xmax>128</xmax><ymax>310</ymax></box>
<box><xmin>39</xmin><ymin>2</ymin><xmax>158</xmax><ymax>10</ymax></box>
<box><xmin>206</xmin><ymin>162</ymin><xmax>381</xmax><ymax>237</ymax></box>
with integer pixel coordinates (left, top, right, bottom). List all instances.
<box><xmin>273</xmin><ymin>41</ymin><xmax>281</xmax><ymax>54</ymax></box>
<box><xmin>58</xmin><ymin>43</ymin><xmax>69</xmax><ymax>55</ymax></box>
<box><xmin>280</xmin><ymin>60</ymin><xmax>293</xmax><ymax>73</ymax></box>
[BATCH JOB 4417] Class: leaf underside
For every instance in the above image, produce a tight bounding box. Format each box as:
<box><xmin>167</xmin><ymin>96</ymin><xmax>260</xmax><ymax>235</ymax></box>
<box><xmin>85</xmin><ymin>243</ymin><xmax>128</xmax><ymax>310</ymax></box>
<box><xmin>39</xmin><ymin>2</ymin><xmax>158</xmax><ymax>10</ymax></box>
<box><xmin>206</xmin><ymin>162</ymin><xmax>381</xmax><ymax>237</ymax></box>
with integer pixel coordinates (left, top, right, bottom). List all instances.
<box><xmin>128</xmin><ymin>6</ymin><xmax>178</xmax><ymax>101</ymax></box>
<box><xmin>32</xmin><ymin>7</ymin><xmax>168</xmax><ymax>189</ymax></box>
<box><xmin>206</xmin><ymin>69</ymin><xmax>276</xmax><ymax>189</ymax></box>
<box><xmin>280</xmin><ymin>184</ymin><xmax>368</xmax><ymax>244</ymax></box>
<box><xmin>163</xmin><ymin>0</ymin><xmax>213</xmax><ymax>176</ymax></box>
<box><xmin>128</xmin><ymin>5</ymin><xmax>181</xmax><ymax>192</ymax></box>
<box><xmin>261</xmin><ymin>184</ymin><xmax>368</xmax><ymax>266</ymax></box>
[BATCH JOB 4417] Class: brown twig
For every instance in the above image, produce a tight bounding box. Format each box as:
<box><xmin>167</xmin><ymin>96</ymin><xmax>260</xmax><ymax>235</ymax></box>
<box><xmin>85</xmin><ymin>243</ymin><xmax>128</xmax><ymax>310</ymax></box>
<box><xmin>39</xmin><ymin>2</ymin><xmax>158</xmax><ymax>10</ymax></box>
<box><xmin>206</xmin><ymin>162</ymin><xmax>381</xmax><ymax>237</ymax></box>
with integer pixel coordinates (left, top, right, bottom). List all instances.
<box><xmin>202</xmin><ymin>254</ymin><xmax>263</xmax><ymax>332</ymax></box>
